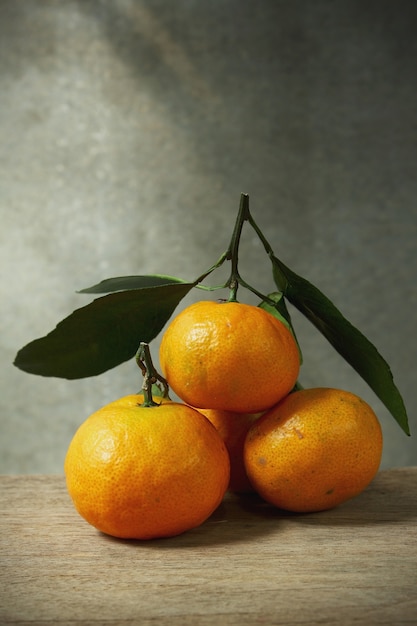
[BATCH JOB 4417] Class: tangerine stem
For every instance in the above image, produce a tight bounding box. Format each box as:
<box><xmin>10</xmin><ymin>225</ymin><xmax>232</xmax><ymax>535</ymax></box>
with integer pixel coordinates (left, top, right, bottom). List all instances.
<box><xmin>135</xmin><ymin>343</ymin><xmax>169</xmax><ymax>407</ymax></box>
<box><xmin>226</xmin><ymin>192</ymin><xmax>250</xmax><ymax>301</ymax></box>
<box><xmin>247</xmin><ymin>210</ymin><xmax>287</xmax><ymax>292</ymax></box>
<box><xmin>192</xmin><ymin>193</ymin><xmax>280</xmax><ymax>302</ymax></box>
<box><xmin>194</xmin><ymin>249</ymin><xmax>229</xmax><ymax>285</ymax></box>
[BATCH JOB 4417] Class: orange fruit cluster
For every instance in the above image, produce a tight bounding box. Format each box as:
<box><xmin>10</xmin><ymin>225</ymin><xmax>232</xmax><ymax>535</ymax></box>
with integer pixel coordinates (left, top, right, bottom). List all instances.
<box><xmin>159</xmin><ymin>300</ymin><xmax>382</xmax><ymax>507</ymax></box>
<box><xmin>65</xmin><ymin>300</ymin><xmax>383</xmax><ymax>541</ymax></box>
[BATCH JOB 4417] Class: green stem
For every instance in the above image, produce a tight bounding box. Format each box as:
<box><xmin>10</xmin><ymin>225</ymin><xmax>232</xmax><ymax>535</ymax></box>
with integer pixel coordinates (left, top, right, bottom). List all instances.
<box><xmin>195</xmin><ymin>283</ymin><xmax>230</xmax><ymax>292</ymax></box>
<box><xmin>194</xmin><ymin>250</ymin><xmax>229</xmax><ymax>285</ymax></box>
<box><xmin>237</xmin><ymin>276</ymin><xmax>276</xmax><ymax>305</ymax></box>
<box><xmin>247</xmin><ymin>211</ymin><xmax>288</xmax><ymax>292</ymax></box>
<box><xmin>247</xmin><ymin>210</ymin><xmax>273</xmax><ymax>255</ymax></box>
<box><xmin>193</xmin><ymin>193</ymin><xmax>281</xmax><ymax>302</ymax></box>
<box><xmin>135</xmin><ymin>343</ymin><xmax>169</xmax><ymax>406</ymax></box>
<box><xmin>225</xmin><ymin>192</ymin><xmax>250</xmax><ymax>301</ymax></box>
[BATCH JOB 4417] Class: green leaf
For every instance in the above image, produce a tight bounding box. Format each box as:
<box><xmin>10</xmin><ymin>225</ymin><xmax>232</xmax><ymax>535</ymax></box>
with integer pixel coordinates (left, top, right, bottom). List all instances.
<box><xmin>271</xmin><ymin>255</ymin><xmax>410</xmax><ymax>435</ymax></box>
<box><xmin>78</xmin><ymin>274</ymin><xmax>188</xmax><ymax>294</ymax></box>
<box><xmin>258</xmin><ymin>292</ymin><xmax>303</xmax><ymax>363</ymax></box>
<box><xmin>14</xmin><ymin>282</ymin><xmax>195</xmax><ymax>379</ymax></box>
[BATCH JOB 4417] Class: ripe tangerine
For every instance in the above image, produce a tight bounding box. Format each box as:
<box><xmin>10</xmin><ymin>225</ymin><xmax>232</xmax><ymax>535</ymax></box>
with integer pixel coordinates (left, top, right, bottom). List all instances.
<box><xmin>244</xmin><ymin>387</ymin><xmax>383</xmax><ymax>512</ymax></box>
<box><xmin>197</xmin><ymin>407</ymin><xmax>262</xmax><ymax>493</ymax></box>
<box><xmin>65</xmin><ymin>398</ymin><xmax>230</xmax><ymax>539</ymax></box>
<box><xmin>159</xmin><ymin>300</ymin><xmax>300</xmax><ymax>413</ymax></box>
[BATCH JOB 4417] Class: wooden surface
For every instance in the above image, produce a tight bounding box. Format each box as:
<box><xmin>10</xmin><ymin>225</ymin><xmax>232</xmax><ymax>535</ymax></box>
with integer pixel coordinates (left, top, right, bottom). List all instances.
<box><xmin>1</xmin><ymin>469</ymin><xmax>416</xmax><ymax>625</ymax></box>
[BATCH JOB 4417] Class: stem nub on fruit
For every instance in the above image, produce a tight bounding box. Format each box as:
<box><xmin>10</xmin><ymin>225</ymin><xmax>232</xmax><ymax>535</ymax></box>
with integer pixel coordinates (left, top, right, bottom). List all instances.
<box><xmin>135</xmin><ymin>342</ymin><xmax>169</xmax><ymax>407</ymax></box>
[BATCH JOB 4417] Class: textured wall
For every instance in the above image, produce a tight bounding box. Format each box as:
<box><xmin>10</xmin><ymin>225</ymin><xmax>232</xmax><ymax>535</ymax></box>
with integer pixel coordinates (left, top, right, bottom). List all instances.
<box><xmin>1</xmin><ymin>1</ymin><xmax>416</xmax><ymax>473</ymax></box>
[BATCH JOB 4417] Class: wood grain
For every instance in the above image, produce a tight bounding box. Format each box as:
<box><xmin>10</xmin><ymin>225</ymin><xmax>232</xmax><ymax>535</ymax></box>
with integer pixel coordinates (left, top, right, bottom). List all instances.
<box><xmin>1</xmin><ymin>468</ymin><xmax>416</xmax><ymax>625</ymax></box>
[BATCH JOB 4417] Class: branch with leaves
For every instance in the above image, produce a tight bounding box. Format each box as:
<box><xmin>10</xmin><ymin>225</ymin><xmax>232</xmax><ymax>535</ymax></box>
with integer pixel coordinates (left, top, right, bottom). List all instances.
<box><xmin>14</xmin><ymin>193</ymin><xmax>410</xmax><ymax>435</ymax></box>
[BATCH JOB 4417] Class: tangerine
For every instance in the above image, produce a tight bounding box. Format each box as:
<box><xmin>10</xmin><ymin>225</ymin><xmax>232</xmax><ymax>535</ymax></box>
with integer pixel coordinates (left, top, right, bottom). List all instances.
<box><xmin>159</xmin><ymin>300</ymin><xmax>300</xmax><ymax>413</ymax></box>
<box><xmin>197</xmin><ymin>407</ymin><xmax>262</xmax><ymax>493</ymax></box>
<box><xmin>64</xmin><ymin>397</ymin><xmax>230</xmax><ymax>539</ymax></box>
<box><xmin>244</xmin><ymin>387</ymin><xmax>383</xmax><ymax>512</ymax></box>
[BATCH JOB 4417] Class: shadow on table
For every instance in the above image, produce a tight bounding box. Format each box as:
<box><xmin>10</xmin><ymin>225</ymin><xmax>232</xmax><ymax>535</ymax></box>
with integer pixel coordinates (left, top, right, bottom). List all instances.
<box><xmin>100</xmin><ymin>469</ymin><xmax>417</xmax><ymax>547</ymax></box>
<box><xmin>299</xmin><ymin>469</ymin><xmax>417</xmax><ymax>527</ymax></box>
<box><xmin>100</xmin><ymin>492</ymin><xmax>288</xmax><ymax>549</ymax></box>
<box><xmin>262</xmin><ymin>468</ymin><xmax>417</xmax><ymax>528</ymax></box>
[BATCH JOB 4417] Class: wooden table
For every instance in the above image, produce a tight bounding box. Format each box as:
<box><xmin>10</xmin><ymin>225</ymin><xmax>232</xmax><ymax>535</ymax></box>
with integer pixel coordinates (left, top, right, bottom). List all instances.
<box><xmin>1</xmin><ymin>469</ymin><xmax>416</xmax><ymax>625</ymax></box>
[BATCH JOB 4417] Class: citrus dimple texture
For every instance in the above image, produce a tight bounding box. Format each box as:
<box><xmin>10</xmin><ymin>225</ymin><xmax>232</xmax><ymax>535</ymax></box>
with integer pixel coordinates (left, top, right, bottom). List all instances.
<box><xmin>159</xmin><ymin>300</ymin><xmax>300</xmax><ymax>413</ymax></box>
<box><xmin>64</xmin><ymin>399</ymin><xmax>230</xmax><ymax>539</ymax></box>
<box><xmin>244</xmin><ymin>387</ymin><xmax>383</xmax><ymax>512</ymax></box>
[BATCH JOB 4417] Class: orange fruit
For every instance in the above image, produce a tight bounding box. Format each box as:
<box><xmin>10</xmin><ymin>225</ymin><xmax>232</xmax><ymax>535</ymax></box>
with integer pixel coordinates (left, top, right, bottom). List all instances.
<box><xmin>159</xmin><ymin>300</ymin><xmax>300</xmax><ymax>413</ymax></box>
<box><xmin>244</xmin><ymin>388</ymin><xmax>383</xmax><ymax>512</ymax></box>
<box><xmin>64</xmin><ymin>398</ymin><xmax>230</xmax><ymax>539</ymax></box>
<box><xmin>197</xmin><ymin>407</ymin><xmax>262</xmax><ymax>493</ymax></box>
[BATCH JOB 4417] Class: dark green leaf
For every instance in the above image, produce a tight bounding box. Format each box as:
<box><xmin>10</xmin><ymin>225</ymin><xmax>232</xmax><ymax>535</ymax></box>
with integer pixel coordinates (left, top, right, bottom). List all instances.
<box><xmin>258</xmin><ymin>292</ymin><xmax>303</xmax><ymax>363</ymax></box>
<box><xmin>14</xmin><ymin>282</ymin><xmax>195</xmax><ymax>379</ymax></box>
<box><xmin>79</xmin><ymin>274</ymin><xmax>188</xmax><ymax>294</ymax></box>
<box><xmin>271</xmin><ymin>255</ymin><xmax>410</xmax><ymax>435</ymax></box>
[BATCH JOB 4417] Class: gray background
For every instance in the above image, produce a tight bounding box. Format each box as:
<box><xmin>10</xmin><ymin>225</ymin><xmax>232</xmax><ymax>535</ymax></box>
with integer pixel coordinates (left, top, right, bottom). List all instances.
<box><xmin>1</xmin><ymin>0</ymin><xmax>416</xmax><ymax>474</ymax></box>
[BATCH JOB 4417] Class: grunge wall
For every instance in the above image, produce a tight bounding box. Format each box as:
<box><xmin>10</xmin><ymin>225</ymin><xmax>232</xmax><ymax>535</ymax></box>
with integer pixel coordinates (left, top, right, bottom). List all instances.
<box><xmin>1</xmin><ymin>0</ymin><xmax>416</xmax><ymax>472</ymax></box>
